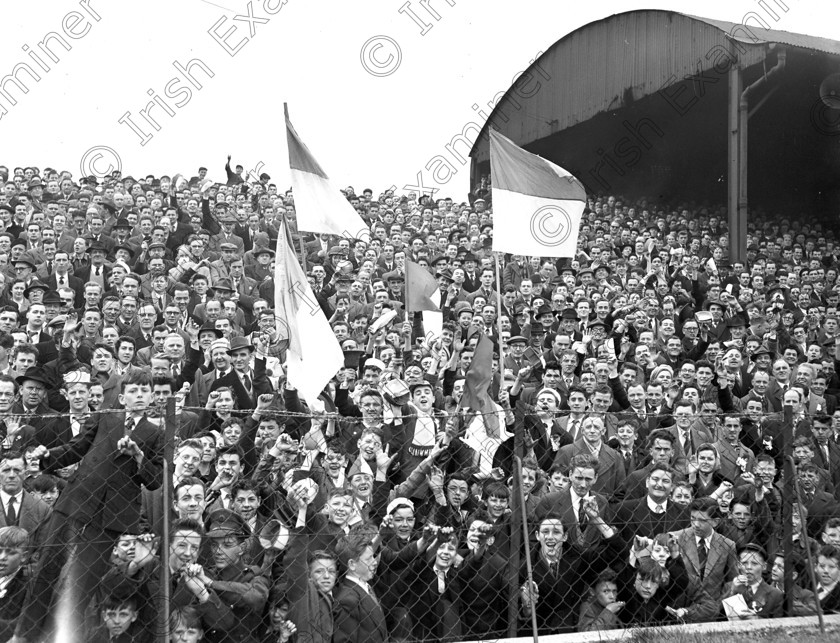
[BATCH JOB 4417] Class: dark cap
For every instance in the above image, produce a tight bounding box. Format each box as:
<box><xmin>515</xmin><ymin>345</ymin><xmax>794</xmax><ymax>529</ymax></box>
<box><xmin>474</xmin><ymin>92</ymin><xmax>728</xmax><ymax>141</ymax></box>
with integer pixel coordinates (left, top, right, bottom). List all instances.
<box><xmin>15</xmin><ymin>366</ymin><xmax>52</xmax><ymax>388</ymax></box>
<box><xmin>206</xmin><ymin>509</ymin><xmax>251</xmax><ymax>538</ymax></box>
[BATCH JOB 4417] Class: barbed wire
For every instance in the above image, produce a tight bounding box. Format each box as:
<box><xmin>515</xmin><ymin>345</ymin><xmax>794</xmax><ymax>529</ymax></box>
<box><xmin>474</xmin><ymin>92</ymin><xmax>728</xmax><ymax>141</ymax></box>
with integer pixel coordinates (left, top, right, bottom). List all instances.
<box><xmin>1</xmin><ymin>404</ymin><xmax>810</xmax><ymax>423</ymax></box>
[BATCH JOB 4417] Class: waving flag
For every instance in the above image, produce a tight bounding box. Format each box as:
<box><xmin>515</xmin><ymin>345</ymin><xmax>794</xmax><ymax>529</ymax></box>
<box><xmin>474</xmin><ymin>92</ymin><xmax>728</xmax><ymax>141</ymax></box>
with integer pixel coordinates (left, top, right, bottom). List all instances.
<box><xmin>490</xmin><ymin>129</ymin><xmax>586</xmax><ymax>257</ymax></box>
<box><xmin>461</xmin><ymin>334</ymin><xmax>500</xmax><ymax>438</ymax></box>
<box><xmin>274</xmin><ymin>223</ymin><xmax>344</xmax><ymax>402</ymax></box>
<box><xmin>405</xmin><ymin>259</ymin><xmax>440</xmax><ymax>313</ymax></box>
<box><xmin>285</xmin><ymin>104</ymin><xmax>370</xmax><ymax>241</ymax></box>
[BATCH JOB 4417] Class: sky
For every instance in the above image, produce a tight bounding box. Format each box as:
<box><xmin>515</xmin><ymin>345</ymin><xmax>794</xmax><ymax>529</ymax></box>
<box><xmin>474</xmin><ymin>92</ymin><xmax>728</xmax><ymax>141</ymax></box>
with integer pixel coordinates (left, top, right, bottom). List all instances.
<box><xmin>0</xmin><ymin>0</ymin><xmax>837</xmax><ymax>202</ymax></box>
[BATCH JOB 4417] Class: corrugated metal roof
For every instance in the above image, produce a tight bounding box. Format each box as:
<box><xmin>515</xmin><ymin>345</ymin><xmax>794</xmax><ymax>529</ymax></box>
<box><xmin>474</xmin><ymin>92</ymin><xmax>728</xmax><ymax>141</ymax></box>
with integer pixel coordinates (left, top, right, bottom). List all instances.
<box><xmin>470</xmin><ymin>10</ymin><xmax>840</xmax><ymax>164</ymax></box>
<box><xmin>686</xmin><ymin>14</ymin><xmax>840</xmax><ymax>56</ymax></box>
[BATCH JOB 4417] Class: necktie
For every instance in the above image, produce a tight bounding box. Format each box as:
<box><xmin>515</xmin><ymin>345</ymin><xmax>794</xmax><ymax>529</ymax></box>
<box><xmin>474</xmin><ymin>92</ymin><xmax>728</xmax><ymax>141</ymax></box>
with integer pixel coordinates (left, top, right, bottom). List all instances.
<box><xmin>697</xmin><ymin>539</ymin><xmax>708</xmax><ymax>579</ymax></box>
<box><xmin>125</xmin><ymin>416</ymin><xmax>136</xmax><ymax>438</ymax></box>
<box><xmin>569</xmin><ymin>419</ymin><xmax>579</xmax><ymax>440</ymax></box>
<box><xmin>653</xmin><ymin>503</ymin><xmax>665</xmax><ymax>514</ymax></box>
<box><xmin>47</xmin><ymin>261</ymin><xmax>52</xmax><ymax>274</ymax></box>
<box><xmin>823</xmin><ymin>445</ymin><xmax>831</xmax><ymax>471</ymax></box>
<box><xmin>578</xmin><ymin>497</ymin><xmax>588</xmax><ymax>528</ymax></box>
<box><xmin>436</xmin><ymin>568</ymin><xmax>446</xmax><ymax>594</ymax></box>
<box><xmin>243</xmin><ymin>373</ymin><xmax>253</xmax><ymax>393</ymax></box>
<box><xmin>171</xmin><ymin>364</ymin><xmax>180</xmax><ymax>379</ymax></box>
<box><xmin>683</xmin><ymin>431</ymin><xmax>692</xmax><ymax>456</ymax></box>
<box><xmin>6</xmin><ymin>497</ymin><xmax>16</xmax><ymax>526</ymax></box>
<box><xmin>624</xmin><ymin>451</ymin><xmax>633</xmax><ymax>472</ymax></box>
<box><xmin>744</xmin><ymin>588</ymin><xmax>755</xmax><ymax>607</ymax></box>
<box><xmin>70</xmin><ymin>415</ymin><xmax>87</xmax><ymax>436</ymax></box>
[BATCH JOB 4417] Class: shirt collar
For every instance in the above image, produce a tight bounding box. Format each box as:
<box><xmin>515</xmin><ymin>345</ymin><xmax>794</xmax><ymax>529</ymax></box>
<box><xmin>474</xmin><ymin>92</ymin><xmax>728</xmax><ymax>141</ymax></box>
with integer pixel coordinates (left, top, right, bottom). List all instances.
<box><xmin>646</xmin><ymin>496</ymin><xmax>667</xmax><ymax>513</ymax></box>
<box><xmin>345</xmin><ymin>574</ymin><xmax>371</xmax><ymax>594</ymax></box>
<box><xmin>0</xmin><ymin>489</ymin><xmax>23</xmax><ymax>506</ymax></box>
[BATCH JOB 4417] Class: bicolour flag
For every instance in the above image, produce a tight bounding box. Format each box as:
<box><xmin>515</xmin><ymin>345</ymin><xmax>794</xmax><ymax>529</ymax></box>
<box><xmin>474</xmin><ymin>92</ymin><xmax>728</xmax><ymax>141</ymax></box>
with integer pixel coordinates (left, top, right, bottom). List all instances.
<box><xmin>285</xmin><ymin>105</ymin><xmax>370</xmax><ymax>241</ymax></box>
<box><xmin>405</xmin><ymin>259</ymin><xmax>440</xmax><ymax>313</ymax></box>
<box><xmin>274</xmin><ymin>223</ymin><xmax>344</xmax><ymax>403</ymax></box>
<box><xmin>489</xmin><ymin>129</ymin><xmax>586</xmax><ymax>258</ymax></box>
<box><xmin>460</xmin><ymin>334</ymin><xmax>500</xmax><ymax>438</ymax></box>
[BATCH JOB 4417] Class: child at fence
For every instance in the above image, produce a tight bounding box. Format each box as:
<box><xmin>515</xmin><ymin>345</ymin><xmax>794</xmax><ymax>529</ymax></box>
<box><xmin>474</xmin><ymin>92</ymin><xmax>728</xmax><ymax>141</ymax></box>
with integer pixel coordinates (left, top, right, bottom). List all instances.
<box><xmin>203</xmin><ymin>509</ymin><xmax>270</xmax><ymax>642</ymax></box>
<box><xmin>519</xmin><ymin>514</ymin><xmax>592</xmax><ymax>635</ymax></box>
<box><xmin>169</xmin><ymin>607</ymin><xmax>204</xmax><ymax>643</ymax></box>
<box><xmin>24</xmin><ymin>473</ymin><xmax>63</xmax><ymax>508</ymax></box>
<box><xmin>87</xmin><ymin>594</ymin><xmax>145</xmax><ymax>643</ymax></box>
<box><xmin>577</xmin><ymin>567</ymin><xmax>623</xmax><ymax>632</ymax></box>
<box><xmin>670</xmin><ymin>481</ymin><xmax>693</xmax><ymax>506</ymax></box>
<box><xmin>100</xmin><ymin>518</ymin><xmax>235</xmax><ymax>641</ymax></box>
<box><xmin>626</xmin><ymin>531</ymin><xmax>717</xmax><ymax>622</ymax></box>
<box><xmin>822</xmin><ymin>517</ymin><xmax>840</xmax><ymax>546</ymax></box>
<box><xmin>816</xmin><ymin>543</ymin><xmax>840</xmax><ymax>612</ymax></box>
<box><xmin>769</xmin><ymin>552</ymin><xmax>817</xmax><ymax>616</ymax></box>
<box><xmin>617</xmin><ymin>557</ymin><xmax>679</xmax><ymax>627</ymax></box>
<box><xmin>257</xmin><ymin>590</ymin><xmax>298</xmax><ymax>643</ymax></box>
<box><xmin>398</xmin><ymin>527</ymin><xmax>463</xmax><ymax>642</ymax></box>
<box><xmin>0</xmin><ymin>526</ymin><xmax>29</xmax><ymax>640</ymax></box>
<box><xmin>721</xmin><ymin>543</ymin><xmax>783</xmax><ymax>618</ymax></box>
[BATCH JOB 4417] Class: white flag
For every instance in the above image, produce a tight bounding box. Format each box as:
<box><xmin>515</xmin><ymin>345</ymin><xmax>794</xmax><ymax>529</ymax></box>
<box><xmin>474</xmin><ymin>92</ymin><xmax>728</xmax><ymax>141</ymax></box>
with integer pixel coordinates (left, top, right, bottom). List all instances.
<box><xmin>274</xmin><ymin>224</ymin><xmax>344</xmax><ymax>402</ymax></box>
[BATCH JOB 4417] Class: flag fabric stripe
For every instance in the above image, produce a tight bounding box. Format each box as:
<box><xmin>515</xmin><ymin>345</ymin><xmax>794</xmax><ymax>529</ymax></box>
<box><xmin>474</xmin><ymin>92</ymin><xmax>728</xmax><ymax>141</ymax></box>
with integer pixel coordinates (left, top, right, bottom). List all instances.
<box><xmin>286</xmin><ymin>117</ymin><xmax>329</xmax><ymax>178</ymax></box>
<box><xmin>405</xmin><ymin>259</ymin><xmax>441</xmax><ymax>313</ymax></box>
<box><xmin>489</xmin><ymin>130</ymin><xmax>586</xmax><ymax>201</ymax></box>
<box><xmin>491</xmin><ymin>190</ymin><xmax>584</xmax><ymax>257</ymax></box>
<box><xmin>285</xmin><ymin>111</ymin><xmax>370</xmax><ymax>240</ymax></box>
<box><xmin>421</xmin><ymin>288</ymin><xmax>442</xmax><ymax>341</ymax></box>
<box><xmin>274</xmin><ymin>224</ymin><xmax>344</xmax><ymax>402</ymax></box>
<box><xmin>462</xmin><ymin>334</ymin><xmax>500</xmax><ymax>437</ymax></box>
<box><xmin>287</xmin><ymin>169</ymin><xmax>370</xmax><ymax>239</ymax></box>
<box><xmin>489</xmin><ymin>129</ymin><xmax>586</xmax><ymax>258</ymax></box>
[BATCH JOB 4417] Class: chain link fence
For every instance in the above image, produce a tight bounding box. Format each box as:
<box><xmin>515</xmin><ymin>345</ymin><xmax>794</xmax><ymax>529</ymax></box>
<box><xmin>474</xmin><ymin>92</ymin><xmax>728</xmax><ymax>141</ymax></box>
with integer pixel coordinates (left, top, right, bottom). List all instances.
<box><xmin>1</xmin><ymin>399</ymin><xmax>836</xmax><ymax>643</ymax></box>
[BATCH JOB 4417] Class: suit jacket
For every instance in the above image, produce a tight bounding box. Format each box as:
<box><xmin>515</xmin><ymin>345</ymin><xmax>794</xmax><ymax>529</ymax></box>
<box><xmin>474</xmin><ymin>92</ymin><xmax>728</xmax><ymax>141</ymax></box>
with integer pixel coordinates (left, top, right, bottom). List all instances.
<box><xmin>46</xmin><ymin>273</ymin><xmax>84</xmax><ymax>305</ymax></box>
<box><xmin>669</xmin><ymin>425</ymin><xmax>714</xmax><ymax>461</ymax></box>
<box><xmin>534</xmin><ymin>489</ymin><xmax>610</xmax><ymax>556</ymax></box>
<box><xmin>73</xmin><ymin>264</ymin><xmax>112</xmax><ymax>286</ymax></box>
<box><xmin>819</xmin><ymin>583</ymin><xmax>840</xmax><ymax>614</ymax></box>
<box><xmin>0</xmin><ymin>570</ymin><xmax>28</xmax><ymax>639</ymax></box>
<box><xmin>809</xmin><ymin>393</ymin><xmax>828</xmax><ymax>416</ymax></box>
<box><xmin>801</xmin><ymin>488</ymin><xmax>840</xmax><ymax>537</ymax></box>
<box><xmin>610</xmin><ymin>497</ymin><xmax>691</xmax><ymax>549</ymax></box>
<box><xmin>0</xmin><ymin>490</ymin><xmax>51</xmax><ymax>538</ymax></box>
<box><xmin>554</xmin><ymin>441</ymin><xmax>626</xmax><ymax>497</ymax></box>
<box><xmin>812</xmin><ymin>440</ymin><xmax>840</xmax><ymax>500</ymax></box>
<box><xmin>43</xmin><ymin>412</ymin><xmax>163</xmax><ymax>532</ymax></box>
<box><xmin>333</xmin><ymin>580</ymin><xmax>388</xmax><ymax>643</ymax></box>
<box><xmin>739</xmin><ymin>389</ymin><xmax>781</xmax><ymax>414</ymax></box>
<box><xmin>210</xmin><ymin>233</ymin><xmax>245</xmax><ymax>254</ymax></box>
<box><xmin>764</xmin><ymin>380</ymin><xmax>789</xmax><ymax>412</ymax></box>
<box><xmin>722</xmin><ymin>579</ymin><xmax>784</xmax><ymax>618</ymax></box>
<box><xmin>672</xmin><ymin>527</ymin><xmax>738</xmax><ymax>600</ymax></box>
<box><xmin>9</xmin><ymin>401</ymin><xmax>55</xmax><ymax>432</ymax></box>
<box><xmin>34</xmin><ymin>414</ymin><xmax>90</xmax><ymax>449</ymax></box>
<box><xmin>134</xmin><ymin>345</ymin><xmax>163</xmax><ymax>367</ymax></box>
<box><xmin>84</xmin><ymin>233</ymin><xmax>116</xmax><ymax>258</ymax></box>
<box><xmin>189</xmin><ymin>368</ymin><xmax>231</xmax><ymax>408</ymax></box>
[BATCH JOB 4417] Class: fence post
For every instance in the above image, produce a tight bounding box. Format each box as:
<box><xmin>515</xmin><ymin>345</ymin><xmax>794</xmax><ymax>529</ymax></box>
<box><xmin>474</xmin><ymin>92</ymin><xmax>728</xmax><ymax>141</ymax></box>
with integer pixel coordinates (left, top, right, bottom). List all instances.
<box><xmin>506</xmin><ymin>402</ymin><xmax>525</xmax><ymax>638</ymax></box>
<box><xmin>515</xmin><ymin>455</ymin><xmax>540</xmax><ymax>643</ymax></box>
<box><xmin>788</xmin><ymin>455</ymin><xmax>825</xmax><ymax>634</ymax></box>
<box><xmin>782</xmin><ymin>404</ymin><xmax>793</xmax><ymax>617</ymax></box>
<box><xmin>159</xmin><ymin>398</ymin><xmax>177</xmax><ymax>642</ymax></box>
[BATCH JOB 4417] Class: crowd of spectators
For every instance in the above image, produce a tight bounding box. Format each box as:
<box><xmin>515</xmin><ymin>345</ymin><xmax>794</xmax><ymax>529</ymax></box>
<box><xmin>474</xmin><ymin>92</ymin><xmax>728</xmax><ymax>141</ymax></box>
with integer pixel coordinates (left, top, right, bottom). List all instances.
<box><xmin>0</xmin><ymin>160</ymin><xmax>839</xmax><ymax>643</ymax></box>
